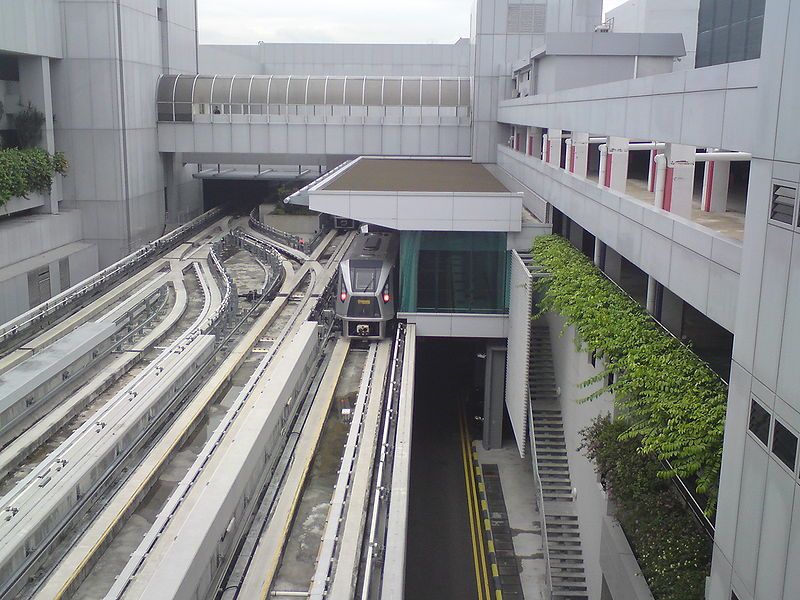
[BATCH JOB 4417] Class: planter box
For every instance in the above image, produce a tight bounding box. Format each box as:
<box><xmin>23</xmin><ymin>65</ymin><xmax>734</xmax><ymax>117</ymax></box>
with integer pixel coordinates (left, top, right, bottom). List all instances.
<box><xmin>599</xmin><ymin>515</ymin><xmax>655</xmax><ymax>600</ymax></box>
<box><xmin>0</xmin><ymin>191</ymin><xmax>47</xmax><ymax>217</ymax></box>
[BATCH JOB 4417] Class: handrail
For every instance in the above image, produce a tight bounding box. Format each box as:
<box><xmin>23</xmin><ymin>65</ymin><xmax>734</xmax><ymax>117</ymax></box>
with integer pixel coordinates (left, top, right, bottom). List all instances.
<box><xmin>528</xmin><ymin>394</ymin><xmax>553</xmax><ymax>600</ymax></box>
<box><xmin>0</xmin><ymin>207</ymin><xmax>224</xmax><ymax>347</ymax></box>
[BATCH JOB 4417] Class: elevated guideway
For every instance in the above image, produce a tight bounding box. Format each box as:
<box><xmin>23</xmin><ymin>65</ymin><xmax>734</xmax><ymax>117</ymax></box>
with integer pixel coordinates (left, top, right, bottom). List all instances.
<box><xmin>156</xmin><ymin>74</ymin><xmax>472</xmax><ymax>166</ymax></box>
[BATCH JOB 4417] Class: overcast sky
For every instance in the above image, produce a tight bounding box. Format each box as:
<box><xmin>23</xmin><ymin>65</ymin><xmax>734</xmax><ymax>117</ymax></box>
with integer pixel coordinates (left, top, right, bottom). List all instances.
<box><xmin>197</xmin><ymin>0</ymin><xmax>629</xmax><ymax>45</ymax></box>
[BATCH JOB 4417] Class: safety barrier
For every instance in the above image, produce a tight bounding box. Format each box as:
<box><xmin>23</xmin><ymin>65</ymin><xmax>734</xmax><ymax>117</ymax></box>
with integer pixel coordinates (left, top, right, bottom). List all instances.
<box><xmin>0</xmin><ymin>207</ymin><xmax>224</xmax><ymax>348</ymax></box>
<box><xmin>248</xmin><ymin>207</ymin><xmax>328</xmax><ymax>255</ymax></box>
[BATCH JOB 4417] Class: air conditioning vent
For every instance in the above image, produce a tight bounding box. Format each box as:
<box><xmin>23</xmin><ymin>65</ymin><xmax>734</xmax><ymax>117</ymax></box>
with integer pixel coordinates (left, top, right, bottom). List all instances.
<box><xmin>507</xmin><ymin>4</ymin><xmax>546</xmax><ymax>34</ymax></box>
<box><xmin>770</xmin><ymin>181</ymin><xmax>797</xmax><ymax>225</ymax></box>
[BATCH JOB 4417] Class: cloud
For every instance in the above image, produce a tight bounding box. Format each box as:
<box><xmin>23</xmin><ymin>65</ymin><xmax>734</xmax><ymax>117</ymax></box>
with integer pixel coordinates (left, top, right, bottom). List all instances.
<box><xmin>197</xmin><ymin>0</ymin><xmax>474</xmax><ymax>44</ymax></box>
<box><xmin>197</xmin><ymin>0</ymin><xmax>626</xmax><ymax>44</ymax></box>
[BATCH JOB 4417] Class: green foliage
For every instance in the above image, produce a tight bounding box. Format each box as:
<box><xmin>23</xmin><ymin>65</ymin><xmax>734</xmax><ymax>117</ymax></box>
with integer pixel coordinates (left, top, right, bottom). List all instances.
<box><xmin>0</xmin><ymin>148</ymin><xmax>68</xmax><ymax>206</ymax></box>
<box><xmin>10</xmin><ymin>102</ymin><xmax>45</xmax><ymax>148</ymax></box>
<box><xmin>532</xmin><ymin>235</ymin><xmax>727</xmax><ymax>513</ymax></box>
<box><xmin>581</xmin><ymin>416</ymin><xmax>712</xmax><ymax>600</ymax></box>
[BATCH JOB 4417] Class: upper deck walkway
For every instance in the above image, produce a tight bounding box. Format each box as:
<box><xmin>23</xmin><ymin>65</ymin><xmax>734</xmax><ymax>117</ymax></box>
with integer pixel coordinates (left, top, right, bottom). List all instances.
<box><xmin>156</xmin><ymin>74</ymin><xmax>473</xmax><ymax>164</ymax></box>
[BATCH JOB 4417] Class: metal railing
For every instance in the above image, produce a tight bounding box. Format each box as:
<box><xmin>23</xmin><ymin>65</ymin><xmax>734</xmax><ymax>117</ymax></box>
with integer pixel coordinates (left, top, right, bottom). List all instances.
<box><xmin>228</xmin><ymin>227</ymin><xmax>287</xmax><ymax>299</ymax></box>
<box><xmin>248</xmin><ymin>207</ymin><xmax>329</xmax><ymax>255</ymax></box>
<box><xmin>528</xmin><ymin>395</ymin><xmax>553</xmax><ymax>600</ymax></box>
<box><xmin>0</xmin><ymin>207</ymin><xmax>224</xmax><ymax>348</ymax></box>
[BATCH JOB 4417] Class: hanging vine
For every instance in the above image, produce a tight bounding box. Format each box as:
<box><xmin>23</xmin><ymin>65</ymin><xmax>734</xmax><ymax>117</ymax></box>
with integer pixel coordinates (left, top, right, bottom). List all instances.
<box><xmin>532</xmin><ymin>234</ymin><xmax>727</xmax><ymax>514</ymax></box>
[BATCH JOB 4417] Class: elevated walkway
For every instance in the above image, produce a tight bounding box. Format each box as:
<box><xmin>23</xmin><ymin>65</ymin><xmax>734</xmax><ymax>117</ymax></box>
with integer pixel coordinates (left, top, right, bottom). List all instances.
<box><xmin>156</xmin><ymin>74</ymin><xmax>472</xmax><ymax>164</ymax></box>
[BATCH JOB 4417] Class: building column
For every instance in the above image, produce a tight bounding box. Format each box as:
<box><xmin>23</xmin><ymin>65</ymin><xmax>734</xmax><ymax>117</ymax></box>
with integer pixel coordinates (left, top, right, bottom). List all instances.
<box><xmin>646</xmin><ymin>276</ymin><xmax>658</xmax><ymax>314</ymax></box>
<box><xmin>18</xmin><ymin>56</ymin><xmax>59</xmax><ymax>214</ymax></box>
<box><xmin>571</xmin><ymin>132</ymin><xmax>589</xmax><ymax>178</ymax></box>
<box><xmin>547</xmin><ymin>129</ymin><xmax>562</xmax><ymax>167</ymax></box>
<box><xmin>605</xmin><ymin>136</ymin><xmax>629</xmax><ymax>192</ymax></box>
<box><xmin>647</xmin><ymin>146</ymin><xmax>663</xmax><ymax>192</ymax></box>
<box><xmin>483</xmin><ymin>345</ymin><xmax>507</xmax><ymax>450</ymax></box>
<box><xmin>701</xmin><ymin>152</ymin><xmax>731</xmax><ymax>213</ymax></box>
<box><xmin>528</xmin><ymin>126</ymin><xmax>542</xmax><ymax>158</ymax></box>
<box><xmin>662</xmin><ymin>144</ymin><xmax>696</xmax><ymax>220</ymax></box>
<box><xmin>593</xmin><ymin>237</ymin><xmax>603</xmax><ymax>267</ymax></box>
<box><xmin>564</xmin><ymin>138</ymin><xmax>573</xmax><ymax>172</ymax></box>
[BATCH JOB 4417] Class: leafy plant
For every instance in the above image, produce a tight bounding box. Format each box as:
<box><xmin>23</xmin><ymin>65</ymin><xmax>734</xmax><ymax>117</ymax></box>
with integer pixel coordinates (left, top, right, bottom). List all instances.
<box><xmin>11</xmin><ymin>101</ymin><xmax>45</xmax><ymax>148</ymax></box>
<box><xmin>0</xmin><ymin>148</ymin><xmax>68</xmax><ymax>206</ymax></box>
<box><xmin>581</xmin><ymin>416</ymin><xmax>712</xmax><ymax>600</ymax></box>
<box><xmin>532</xmin><ymin>235</ymin><xmax>727</xmax><ymax>513</ymax></box>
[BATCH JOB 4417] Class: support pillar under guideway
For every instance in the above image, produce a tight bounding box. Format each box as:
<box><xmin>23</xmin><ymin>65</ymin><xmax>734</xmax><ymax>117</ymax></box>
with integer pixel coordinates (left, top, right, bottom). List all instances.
<box><xmin>662</xmin><ymin>144</ymin><xmax>696</xmax><ymax>220</ymax></box>
<box><xmin>571</xmin><ymin>133</ymin><xmax>589</xmax><ymax>178</ymax></box>
<box><xmin>701</xmin><ymin>152</ymin><xmax>731</xmax><ymax>213</ymax></box>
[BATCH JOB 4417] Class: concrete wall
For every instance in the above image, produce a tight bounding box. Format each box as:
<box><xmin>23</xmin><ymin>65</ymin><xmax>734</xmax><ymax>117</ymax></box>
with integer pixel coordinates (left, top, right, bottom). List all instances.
<box><xmin>708</xmin><ymin>2</ymin><xmax>800</xmax><ymax>599</ymax></box>
<box><xmin>52</xmin><ymin>0</ymin><xmax>201</xmax><ymax>266</ymax></box>
<box><xmin>199</xmin><ymin>40</ymin><xmax>471</xmax><ymax>77</ymax></box>
<box><xmin>0</xmin><ymin>210</ymin><xmax>98</xmax><ymax>323</ymax></box>
<box><xmin>472</xmin><ymin>0</ymin><xmax>549</xmax><ymax>163</ymax></box>
<box><xmin>158</xmin><ymin>119</ymin><xmax>473</xmax><ymax>163</ymax></box>
<box><xmin>543</xmin><ymin>311</ymin><xmax>616</xmax><ymax>600</ymax></box>
<box><xmin>498</xmin><ymin>59</ymin><xmax>759</xmax><ymax>153</ymax></box>
<box><xmin>608</xmin><ymin>0</ymin><xmax>699</xmax><ymax>69</ymax></box>
<box><xmin>0</xmin><ymin>0</ymin><xmax>62</xmax><ymax>58</ymax></box>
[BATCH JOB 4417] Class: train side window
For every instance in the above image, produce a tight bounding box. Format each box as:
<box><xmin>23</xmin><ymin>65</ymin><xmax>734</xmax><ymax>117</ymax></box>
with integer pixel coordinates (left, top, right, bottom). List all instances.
<box><xmin>25</xmin><ymin>395</ymin><xmax>35</xmax><ymax>407</ymax></box>
<box><xmin>62</xmin><ymin>371</ymin><xmax>70</xmax><ymax>381</ymax></box>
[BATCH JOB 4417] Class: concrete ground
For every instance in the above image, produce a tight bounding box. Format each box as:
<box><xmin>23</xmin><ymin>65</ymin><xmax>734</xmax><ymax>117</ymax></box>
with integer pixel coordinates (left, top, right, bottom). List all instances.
<box><xmin>270</xmin><ymin>348</ymin><xmax>366</xmax><ymax>594</ymax></box>
<box><xmin>476</xmin><ymin>442</ymin><xmax>548</xmax><ymax>600</ymax></box>
<box><xmin>586</xmin><ymin>171</ymin><xmax>746</xmax><ymax>241</ymax></box>
<box><xmin>405</xmin><ymin>339</ymin><xmax>481</xmax><ymax>600</ymax></box>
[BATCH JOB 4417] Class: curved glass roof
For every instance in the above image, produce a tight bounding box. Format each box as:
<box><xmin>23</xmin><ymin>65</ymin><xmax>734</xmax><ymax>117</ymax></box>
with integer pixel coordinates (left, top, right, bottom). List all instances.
<box><xmin>157</xmin><ymin>74</ymin><xmax>471</xmax><ymax>107</ymax></box>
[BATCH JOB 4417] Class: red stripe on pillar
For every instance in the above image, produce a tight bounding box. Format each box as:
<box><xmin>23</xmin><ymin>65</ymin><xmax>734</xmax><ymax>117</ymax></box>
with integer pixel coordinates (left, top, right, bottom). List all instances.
<box><xmin>570</xmin><ymin>146</ymin><xmax>576</xmax><ymax>173</ymax></box>
<box><xmin>546</xmin><ymin>141</ymin><xmax>551</xmax><ymax>163</ymax></box>
<box><xmin>527</xmin><ymin>136</ymin><xmax>532</xmax><ymax>155</ymax></box>
<box><xmin>604</xmin><ymin>151</ymin><xmax>613</xmax><ymax>187</ymax></box>
<box><xmin>703</xmin><ymin>161</ymin><xmax>714</xmax><ymax>212</ymax></box>
<box><xmin>663</xmin><ymin>166</ymin><xmax>674</xmax><ymax>212</ymax></box>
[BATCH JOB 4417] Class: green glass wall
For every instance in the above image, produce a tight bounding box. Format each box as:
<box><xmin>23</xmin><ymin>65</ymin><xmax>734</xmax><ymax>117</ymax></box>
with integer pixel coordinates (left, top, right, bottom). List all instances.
<box><xmin>400</xmin><ymin>232</ymin><xmax>509</xmax><ymax>314</ymax></box>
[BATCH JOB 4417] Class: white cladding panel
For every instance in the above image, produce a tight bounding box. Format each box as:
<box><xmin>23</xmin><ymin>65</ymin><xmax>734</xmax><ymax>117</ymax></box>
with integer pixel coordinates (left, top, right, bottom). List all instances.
<box><xmin>506</xmin><ymin>251</ymin><xmax>533</xmax><ymax>457</ymax></box>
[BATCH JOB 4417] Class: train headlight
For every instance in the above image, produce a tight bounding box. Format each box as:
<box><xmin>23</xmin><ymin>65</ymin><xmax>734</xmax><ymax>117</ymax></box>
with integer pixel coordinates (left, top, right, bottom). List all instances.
<box><xmin>340</xmin><ymin>291</ymin><xmax>347</xmax><ymax>302</ymax></box>
<box><xmin>382</xmin><ymin>284</ymin><xmax>390</xmax><ymax>304</ymax></box>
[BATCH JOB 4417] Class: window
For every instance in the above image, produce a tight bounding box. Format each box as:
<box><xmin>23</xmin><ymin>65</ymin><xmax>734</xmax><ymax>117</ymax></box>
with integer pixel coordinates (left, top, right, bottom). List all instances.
<box><xmin>772</xmin><ymin>420</ymin><xmax>798</xmax><ymax>471</ymax></box>
<box><xmin>748</xmin><ymin>399</ymin><xmax>770</xmax><ymax>446</ymax></box>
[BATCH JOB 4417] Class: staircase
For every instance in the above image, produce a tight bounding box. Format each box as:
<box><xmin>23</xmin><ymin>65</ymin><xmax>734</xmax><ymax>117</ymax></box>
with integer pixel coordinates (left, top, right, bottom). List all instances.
<box><xmin>528</xmin><ymin>315</ymin><xmax>589</xmax><ymax>599</ymax></box>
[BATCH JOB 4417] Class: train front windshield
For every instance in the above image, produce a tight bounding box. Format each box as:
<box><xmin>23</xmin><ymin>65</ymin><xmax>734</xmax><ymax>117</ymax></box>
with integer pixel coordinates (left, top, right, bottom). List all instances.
<box><xmin>351</xmin><ymin>265</ymin><xmax>381</xmax><ymax>293</ymax></box>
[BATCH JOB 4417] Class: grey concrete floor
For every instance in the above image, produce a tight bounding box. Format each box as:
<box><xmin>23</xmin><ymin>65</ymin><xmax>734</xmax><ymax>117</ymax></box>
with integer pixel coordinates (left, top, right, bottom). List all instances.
<box><xmin>270</xmin><ymin>348</ymin><xmax>367</xmax><ymax>594</ymax></box>
<box><xmin>476</xmin><ymin>442</ymin><xmax>548</xmax><ymax>600</ymax></box>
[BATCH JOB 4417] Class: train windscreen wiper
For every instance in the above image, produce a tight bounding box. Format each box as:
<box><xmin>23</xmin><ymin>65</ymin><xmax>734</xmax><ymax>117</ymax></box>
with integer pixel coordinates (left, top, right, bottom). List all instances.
<box><xmin>361</xmin><ymin>272</ymin><xmax>376</xmax><ymax>293</ymax></box>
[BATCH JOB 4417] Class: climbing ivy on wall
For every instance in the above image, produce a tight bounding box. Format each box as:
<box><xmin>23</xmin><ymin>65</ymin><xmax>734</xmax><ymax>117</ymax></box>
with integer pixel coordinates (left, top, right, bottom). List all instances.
<box><xmin>0</xmin><ymin>148</ymin><xmax>68</xmax><ymax>207</ymax></box>
<box><xmin>532</xmin><ymin>234</ymin><xmax>727</xmax><ymax>514</ymax></box>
